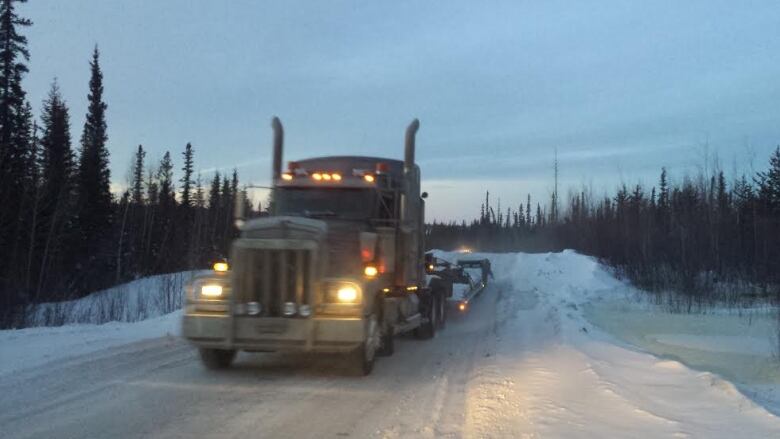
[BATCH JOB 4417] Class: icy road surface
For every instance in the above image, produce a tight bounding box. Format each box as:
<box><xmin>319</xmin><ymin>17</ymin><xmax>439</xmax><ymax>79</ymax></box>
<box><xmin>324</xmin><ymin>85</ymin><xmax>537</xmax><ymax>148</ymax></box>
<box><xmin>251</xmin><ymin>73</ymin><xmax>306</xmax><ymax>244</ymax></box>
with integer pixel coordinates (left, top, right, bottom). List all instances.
<box><xmin>2</xmin><ymin>251</ymin><xmax>779</xmax><ymax>438</ymax></box>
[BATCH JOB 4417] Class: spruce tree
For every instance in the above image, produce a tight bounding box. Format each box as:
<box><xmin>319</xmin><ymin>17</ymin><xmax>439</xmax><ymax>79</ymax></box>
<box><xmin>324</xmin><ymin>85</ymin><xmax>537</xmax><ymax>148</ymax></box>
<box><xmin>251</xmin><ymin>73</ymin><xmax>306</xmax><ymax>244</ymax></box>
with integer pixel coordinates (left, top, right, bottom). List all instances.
<box><xmin>131</xmin><ymin>145</ymin><xmax>145</xmax><ymax>204</ymax></box>
<box><xmin>207</xmin><ymin>171</ymin><xmax>221</xmax><ymax>247</ymax></box>
<box><xmin>180</xmin><ymin>143</ymin><xmax>194</xmax><ymax>208</ymax></box>
<box><xmin>526</xmin><ymin>194</ymin><xmax>531</xmax><ymax>225</ymax></box>
<box><xmin>0</xmin><ymin>0</ymin><xmax>31</xmax><ymax>168</ymax></box>
<box><xmin>0</xmin><ymin>0</ymin><xmax>31</xmax><ymax>309</ymax></box>
<box><xmin>39</xmin><ymin>81</ymin><xmax>73</xmax><ymax>212</ymax></box>
<box><xmin>76</xmin><ymin>46</ymin><xmax>111</xmax><ymax>262</ymax></box>
<box><xmin>157</xmin><ymin>151</ymin><xmax>174</xmax><ymax>208</ymax></box>
<box><xmin>37</xmin><ymin>80</ymin><xmax>74</xmax><ymax>299</ymax></box>
<box><xmin>208</xmin><ymin>171</ymin><xmax>221</xmax><ymax>210</ymax></box>
<box><xmin>758</xmin><ymin>147</ymin><xmax>780</xmax><ymax>211</ymax></box>
<box><xmin>194</xmin><ymin>173</ymin><xmax>204</xmax><ymax>208</ymax></box>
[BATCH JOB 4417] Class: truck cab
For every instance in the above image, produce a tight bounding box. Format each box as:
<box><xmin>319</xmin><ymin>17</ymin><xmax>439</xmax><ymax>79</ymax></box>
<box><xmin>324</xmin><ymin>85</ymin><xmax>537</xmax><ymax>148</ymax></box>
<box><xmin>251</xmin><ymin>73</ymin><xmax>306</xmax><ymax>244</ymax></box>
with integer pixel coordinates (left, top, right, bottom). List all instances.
<box><xmin>182</xmin><ymin>118</ymin><xmax>444</xmax><ymax>375</ymax></box>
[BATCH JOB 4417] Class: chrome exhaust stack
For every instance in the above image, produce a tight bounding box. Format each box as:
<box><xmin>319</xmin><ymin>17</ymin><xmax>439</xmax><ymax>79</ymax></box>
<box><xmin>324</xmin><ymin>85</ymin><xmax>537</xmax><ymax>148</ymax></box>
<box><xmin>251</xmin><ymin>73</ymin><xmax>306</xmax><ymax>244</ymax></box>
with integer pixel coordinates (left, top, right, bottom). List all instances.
<box><xmin>272</xmin><ymin>116</ymin><xmax>284</xmax><ymax>180</ymax></box>
<box><xmin>404</xmin><ymin>118</ymin><xmax>419</xmax><ymax>173</ymax></box>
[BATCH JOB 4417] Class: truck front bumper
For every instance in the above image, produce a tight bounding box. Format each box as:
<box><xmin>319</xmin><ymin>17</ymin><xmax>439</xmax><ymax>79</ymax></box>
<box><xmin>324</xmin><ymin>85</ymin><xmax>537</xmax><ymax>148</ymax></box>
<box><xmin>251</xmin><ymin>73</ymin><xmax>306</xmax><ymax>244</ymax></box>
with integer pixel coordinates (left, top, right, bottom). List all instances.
<box><xmin>182</xmin><ymin>313</ymin><xmax>365</xmax><ymax>353</ymax></box>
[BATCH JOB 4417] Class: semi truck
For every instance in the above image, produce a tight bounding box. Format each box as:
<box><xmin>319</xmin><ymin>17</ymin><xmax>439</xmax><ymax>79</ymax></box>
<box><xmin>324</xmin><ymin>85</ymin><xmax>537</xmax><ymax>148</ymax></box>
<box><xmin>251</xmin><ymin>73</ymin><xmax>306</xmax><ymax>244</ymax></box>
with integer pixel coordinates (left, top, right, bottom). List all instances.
<box><xmin>182</xmin><ymin>118</ymin><xmax>489</xmax><ymax>375</ymax></box>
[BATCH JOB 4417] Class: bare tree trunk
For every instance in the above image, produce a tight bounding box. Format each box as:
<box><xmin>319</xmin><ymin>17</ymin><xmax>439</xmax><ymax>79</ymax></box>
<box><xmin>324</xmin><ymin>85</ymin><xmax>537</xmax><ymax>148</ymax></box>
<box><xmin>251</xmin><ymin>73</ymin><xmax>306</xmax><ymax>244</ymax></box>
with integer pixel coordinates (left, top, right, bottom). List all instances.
<box><xmin>115</xmin><ymin>200</ymin><xmax>131</xmax><ymax>283</ymax></box>
<box><xmin>36</xmin><ymin>200</ymin><xmax>62</xmax><ymax>302</ymax></box>
<box><xmin>25</xmin><ymin>184</ymin><xmax>41</xmax><ymax>292</ymax></box>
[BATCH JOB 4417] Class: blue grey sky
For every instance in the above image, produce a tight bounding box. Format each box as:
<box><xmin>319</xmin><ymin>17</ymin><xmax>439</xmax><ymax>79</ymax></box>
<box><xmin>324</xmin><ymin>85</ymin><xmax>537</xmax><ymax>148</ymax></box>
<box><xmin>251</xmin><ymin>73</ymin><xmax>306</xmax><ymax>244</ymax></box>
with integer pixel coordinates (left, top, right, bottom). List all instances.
<box><xmin>22</xmin><ymin>0</ymin><xmax>780</xmax><ymax>221</ymax></box>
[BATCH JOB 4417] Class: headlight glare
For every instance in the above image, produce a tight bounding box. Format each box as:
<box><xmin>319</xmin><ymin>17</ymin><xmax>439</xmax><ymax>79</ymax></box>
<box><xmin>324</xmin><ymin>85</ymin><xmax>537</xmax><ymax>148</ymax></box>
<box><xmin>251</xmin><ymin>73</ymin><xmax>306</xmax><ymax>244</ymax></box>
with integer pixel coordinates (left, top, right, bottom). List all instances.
<box><xmin>337</xmin><ymin>286</ymin><xmax>358</xmax><ymax>303</ymax></box>
<box><xmin>324</xmin><ymin>281</ymin><xmax>362</xmax><ymax>304</ymax></box>
<box><xmin>200</xmin><ymin>284</ymin><xmax>223</xmax><ymax>298</ymax></box>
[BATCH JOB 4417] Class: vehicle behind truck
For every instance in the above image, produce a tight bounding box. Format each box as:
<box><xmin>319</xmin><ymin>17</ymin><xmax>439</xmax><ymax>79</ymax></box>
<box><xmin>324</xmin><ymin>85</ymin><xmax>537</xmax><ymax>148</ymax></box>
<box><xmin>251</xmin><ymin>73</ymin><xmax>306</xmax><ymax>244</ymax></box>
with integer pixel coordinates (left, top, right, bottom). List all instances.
<box><xmin>182</xmin><ymin>118</ymin><xmax>487</xmax><ymax>374</ymax></box>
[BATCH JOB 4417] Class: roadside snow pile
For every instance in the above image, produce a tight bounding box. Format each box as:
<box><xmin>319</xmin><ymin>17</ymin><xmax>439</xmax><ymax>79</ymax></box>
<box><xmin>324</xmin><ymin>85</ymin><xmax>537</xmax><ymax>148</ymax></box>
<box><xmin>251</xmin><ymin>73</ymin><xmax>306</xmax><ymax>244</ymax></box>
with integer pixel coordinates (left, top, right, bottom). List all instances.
<box><xmin>23</xmin><ymin>271</ymin><xmax>199</xmax><ymax>327</ymax></box>
<box><xmin>0</xmin><ymin>271</ymin><xmax>197</xmax><ymax>376</ymax></box>
<box><xmin>0</xmin><ymin>310</ymin><xmax>181</xmax><ymax>377</ymax></box>
<box><xmin>434</xmin><ymin>249</ymin><xmax>780</xmax><ymax>436</ymax></box>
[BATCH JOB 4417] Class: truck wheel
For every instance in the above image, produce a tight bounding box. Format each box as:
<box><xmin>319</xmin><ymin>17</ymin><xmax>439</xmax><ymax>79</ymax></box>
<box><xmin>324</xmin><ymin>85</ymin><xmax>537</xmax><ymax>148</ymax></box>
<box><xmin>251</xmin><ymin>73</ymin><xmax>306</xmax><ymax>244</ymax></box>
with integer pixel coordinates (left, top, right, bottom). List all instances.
<box><xmin>377</xmin><ymin>329</ymin><xmax>394</xmax><ymax>356</ymax></box>
<box><xmin>199</xmin><ymin>348</ymin><xmax>236</xmax><ymax>370</ymax></box>
<box><xmin>351</xmin><ymin>313</ymin><xmax>379</xmax><ymax>375</ymax></box>
<box><xmin>437</xmin><ymin>291</ymin><xmax>447</xmax><ymax>330</ymax></box>
<box><xmin>414</xmin><ymin>295</ymin><xmax>437</xmax><ymax>340</ymax></box>
<box><xmin>375</xmin><ymin>296</ymin><xmax>394</xmax><ymax>357</ymax></box>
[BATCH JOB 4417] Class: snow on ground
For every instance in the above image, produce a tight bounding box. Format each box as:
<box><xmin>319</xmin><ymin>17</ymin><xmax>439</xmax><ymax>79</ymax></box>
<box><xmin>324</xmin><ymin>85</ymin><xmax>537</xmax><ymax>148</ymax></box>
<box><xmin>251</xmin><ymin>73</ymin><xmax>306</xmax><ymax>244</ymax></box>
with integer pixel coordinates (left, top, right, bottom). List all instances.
<box><xmin>2</xmin><ymin>250</ymin><xmax>780</xmax><ymax>437</ymax></box>
<box><xmin>22</xmin><ymin>271</ymin><xmax>198</xmax><ymax>327</ymax></box>
<box><xmin>1</xmin><ymin>271</ymin><xmax>193</xmax><ymax>377</ymax></box>
<box><xmin>435</xmin><ymin>250</ymin><xmax>780</xmax><ymax>437</ymax></box>
<box><xmin>584</xmin><ymin>295</ymin><xmax>780</xmax><ymax>415</ymax></box>
<box><xmin>0</xmin><ymin>311</ymin><xmax>181</xmax><ymax>377</ymax></box>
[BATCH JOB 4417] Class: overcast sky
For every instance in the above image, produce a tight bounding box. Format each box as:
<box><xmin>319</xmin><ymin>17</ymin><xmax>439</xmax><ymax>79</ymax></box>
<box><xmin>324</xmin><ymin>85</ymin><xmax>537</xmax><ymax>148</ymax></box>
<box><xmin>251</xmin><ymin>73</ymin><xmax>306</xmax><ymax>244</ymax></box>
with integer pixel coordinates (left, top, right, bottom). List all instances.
<box><xmin>22</xmin><ymin>0</ymin><xmax>780</xmax><ymax>221</ymax></box>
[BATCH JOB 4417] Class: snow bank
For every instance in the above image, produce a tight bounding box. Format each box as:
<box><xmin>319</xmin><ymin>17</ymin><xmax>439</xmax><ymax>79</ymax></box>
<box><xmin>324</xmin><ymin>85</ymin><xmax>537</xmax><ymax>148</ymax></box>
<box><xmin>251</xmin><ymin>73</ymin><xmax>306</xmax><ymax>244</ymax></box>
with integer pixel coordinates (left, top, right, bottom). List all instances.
<box><xmin>437</xmin><ymin>250</ymin><xmax>780</xmax><ymax>412</ymax></box>
<box><xmin>22</xmin><ymin>271</ymin><xmax>200</xmax><ymax>327</ymax></box>
<box><xmin>0</xmin><ymin>310</ymin><xmax>181</xmax><ymax>377</ymax></box>
<box><xmin>443</xmin><ymin>249</ymin><xmax>780</xmax><ymax>436</ymax></box>
<box><xmin>0</xmin><ymin>271</ymin><xmax>198</xmax><ymax>376</ymax></box>
<box><xmin>585</xmin><ymin>296</ymin><xmax>780</xmax><ymax>414</ymax></box>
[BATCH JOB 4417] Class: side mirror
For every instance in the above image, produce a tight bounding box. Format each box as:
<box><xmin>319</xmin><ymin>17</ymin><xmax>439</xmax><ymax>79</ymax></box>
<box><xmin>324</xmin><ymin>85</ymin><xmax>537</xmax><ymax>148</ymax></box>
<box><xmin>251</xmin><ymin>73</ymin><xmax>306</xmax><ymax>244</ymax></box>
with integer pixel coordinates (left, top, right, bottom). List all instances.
<box><xmin>234</xmin><ymin>190</ymin><xmax>246</xmax><ymax>229</ymax></box>
<box><xmin>421</xmin><ymin>191</ymin><xmax>428</xmax><ymax>199</ymax></box>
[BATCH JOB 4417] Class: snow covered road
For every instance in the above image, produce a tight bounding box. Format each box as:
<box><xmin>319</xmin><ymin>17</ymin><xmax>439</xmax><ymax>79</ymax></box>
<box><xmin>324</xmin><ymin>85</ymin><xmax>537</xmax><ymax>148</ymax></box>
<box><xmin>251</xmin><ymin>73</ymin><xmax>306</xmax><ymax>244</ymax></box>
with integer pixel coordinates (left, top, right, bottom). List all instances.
<box><xmin>2</xmin><ymin>251</ymin><xmax>780</xmax><ymax>438</ymax></box>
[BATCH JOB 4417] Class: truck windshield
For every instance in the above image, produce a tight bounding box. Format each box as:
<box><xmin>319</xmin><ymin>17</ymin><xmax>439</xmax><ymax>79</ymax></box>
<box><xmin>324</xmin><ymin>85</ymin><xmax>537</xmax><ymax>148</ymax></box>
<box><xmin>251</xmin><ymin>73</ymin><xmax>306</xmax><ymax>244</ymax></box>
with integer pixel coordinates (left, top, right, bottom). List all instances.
<box><xmin>274</xmin><ymin>188</ymin><xmax>376</xmax><ymax>220</ymax></box>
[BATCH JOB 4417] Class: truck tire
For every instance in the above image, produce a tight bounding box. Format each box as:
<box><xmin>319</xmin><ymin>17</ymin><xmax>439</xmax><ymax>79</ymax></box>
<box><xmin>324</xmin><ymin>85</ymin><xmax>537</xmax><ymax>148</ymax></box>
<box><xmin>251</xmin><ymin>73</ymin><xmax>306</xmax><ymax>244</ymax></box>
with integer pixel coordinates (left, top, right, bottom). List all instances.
<box><xmin>351</xmin><ymin>313</ymin><xmax>379</xmax><ymax>375</ymax></box>
<box><xmin>437</xmin><ymin>290</ymin><xmax>447</xmax><ymax>330</ymax></box>
<box><xmin>199</xmin><ymin>348</ymin><xmax>236</xmax><ymax>370</ymax></box>
<box><xmin>375</xmin><ymin>297</ymin><xmax>394</xmax><ymax>357</ymax></box>
<box><xmin>414</xmin><ymin>294</ymin><xmax>437</xmax><ymax>340</ymax></box>
<box><xmin>377</xmin><ymin>329</ymin><xmax>394</xmax><ymax>356</ymax></box>
<box><xmin>427</xmin><ymin>279</ymin><xmax>448</xmax><ymax>330</ymax></box>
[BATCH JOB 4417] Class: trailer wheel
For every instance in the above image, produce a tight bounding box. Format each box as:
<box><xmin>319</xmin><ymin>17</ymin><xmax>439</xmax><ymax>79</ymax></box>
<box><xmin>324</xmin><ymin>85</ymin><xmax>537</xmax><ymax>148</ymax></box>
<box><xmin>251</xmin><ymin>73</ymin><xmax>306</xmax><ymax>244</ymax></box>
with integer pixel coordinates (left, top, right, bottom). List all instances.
<box><xmin>414</xmin><ymin>294</ymin><xmax>437</xmax><ymax>340</ymax></box>
<box><xmin>199</xmin><ymin>348</ymin><xmax>236</xmax><ymax>370</ymax></box>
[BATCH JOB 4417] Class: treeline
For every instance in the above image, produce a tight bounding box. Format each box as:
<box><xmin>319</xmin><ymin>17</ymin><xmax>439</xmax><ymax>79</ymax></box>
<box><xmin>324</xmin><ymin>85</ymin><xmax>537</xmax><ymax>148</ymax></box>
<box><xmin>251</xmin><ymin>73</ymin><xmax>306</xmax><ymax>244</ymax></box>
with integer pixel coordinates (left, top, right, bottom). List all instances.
<box><xmin>427</xmin><ymin>148</ymin><xmax>780</xmax><ymax>298</ymax></box>
<box><xmin>0</xmin><ymin>0</ymin><xmax>250</xmax><ymax>326</ymax></box>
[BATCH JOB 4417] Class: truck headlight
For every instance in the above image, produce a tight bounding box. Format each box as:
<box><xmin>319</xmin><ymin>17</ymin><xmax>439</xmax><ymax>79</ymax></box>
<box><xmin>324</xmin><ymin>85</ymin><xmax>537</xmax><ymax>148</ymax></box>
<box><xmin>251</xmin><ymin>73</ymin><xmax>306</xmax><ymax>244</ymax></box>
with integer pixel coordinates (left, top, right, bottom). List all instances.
<box><xmin>324</xmin><ymin>282</ymin><xmax>362</xmax><ymax>304</ymax></box>
<box><xmin>337</xmin><ymin>286</ymin><xmax>358</xmax><ymax>303</ymax></box>
<box><xmin>200</xmin><ymin>284</ymin><xmax>223</xmax><ymax>298</ymax></box>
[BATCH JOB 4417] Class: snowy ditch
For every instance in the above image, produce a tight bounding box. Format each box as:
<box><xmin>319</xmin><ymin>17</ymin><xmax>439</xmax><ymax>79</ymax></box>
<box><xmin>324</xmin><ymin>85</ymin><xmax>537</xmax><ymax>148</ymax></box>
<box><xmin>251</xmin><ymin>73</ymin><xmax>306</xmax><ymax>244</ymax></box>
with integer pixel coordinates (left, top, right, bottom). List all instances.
<box><xmin>584</xmin><ymin>295</ymin><xmax>780</xmax><ymax>414</ymax></box>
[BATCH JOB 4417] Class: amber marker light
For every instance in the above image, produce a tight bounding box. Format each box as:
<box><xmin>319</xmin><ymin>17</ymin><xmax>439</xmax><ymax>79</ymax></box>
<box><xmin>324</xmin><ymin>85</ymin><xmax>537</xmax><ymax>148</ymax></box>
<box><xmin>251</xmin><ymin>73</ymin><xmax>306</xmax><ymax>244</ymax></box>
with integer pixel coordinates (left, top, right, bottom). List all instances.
<box><xmin>364</xmin><ymin>265</ymin><xmax>378</xmax><ymax>277</ymax></box>
<box><xmin>322</xmin><ymin>173</ymin><xmax>332</xmax><ymax>181</ymax></box>
<box><xmin>458</xmin><ymin>302</ymin><xmax>467</xmax><ymax>312</ymax></box>
<box><xmin>213</xmin><ymin>261</ymin><xmax>229</xmax><ymax>272</ymax></box>
<box><xmin>332</xmin><ymin>173</ymin><xmax>342</xmax><ymax>181</ymax></box>
<box><xmin>312</xmin><ymin>173</ymin><xmax>323</xmax><ymax>181</ymax></box>
<box><xmin>281</xmin><ymin>173</ymin><xmax>293</xmax><ymax>181</ymax></box>
<box><xmin>364</xmin><ymin>174</ymin><xmax>375</xmax><ymax>183</ymax></box>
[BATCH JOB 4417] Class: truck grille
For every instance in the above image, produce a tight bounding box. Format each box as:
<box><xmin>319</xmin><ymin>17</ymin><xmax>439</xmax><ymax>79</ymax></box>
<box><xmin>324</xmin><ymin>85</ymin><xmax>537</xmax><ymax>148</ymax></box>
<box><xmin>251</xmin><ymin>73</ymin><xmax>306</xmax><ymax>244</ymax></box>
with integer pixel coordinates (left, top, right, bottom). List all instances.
<box><xmin>234</xmin><ymin>249</ymin><xmax>313</xmax><ymax>317</ymax></box>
